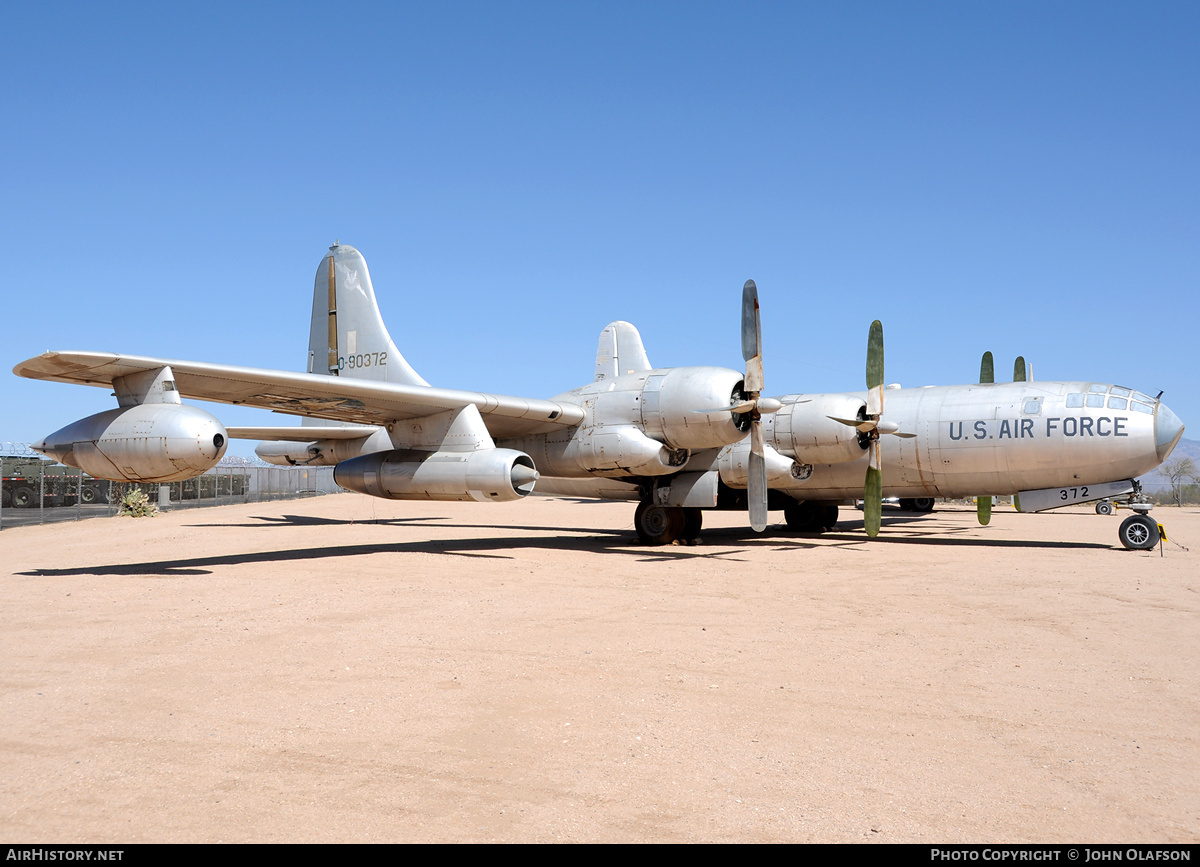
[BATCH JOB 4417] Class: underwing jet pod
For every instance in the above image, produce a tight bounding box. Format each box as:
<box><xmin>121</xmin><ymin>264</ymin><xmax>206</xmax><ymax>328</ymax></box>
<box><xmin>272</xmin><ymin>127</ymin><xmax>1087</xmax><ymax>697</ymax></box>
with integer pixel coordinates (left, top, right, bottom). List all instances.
<box><xmin>14</xmin><ymin>243</ymin><xmax>1185</xmax><ymax>551</ymax></box>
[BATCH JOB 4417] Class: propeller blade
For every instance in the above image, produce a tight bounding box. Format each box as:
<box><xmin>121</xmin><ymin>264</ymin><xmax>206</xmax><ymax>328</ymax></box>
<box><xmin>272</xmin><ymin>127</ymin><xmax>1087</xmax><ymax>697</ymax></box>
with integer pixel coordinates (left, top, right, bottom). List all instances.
<box><xmin>828</xmin><ymin>415</ymin><xmax>877</xmax><ymax>433</ymax></box>
<box><xmin>864</xmin><ymin>460</ymin><xmax>883</xmax><ymax>538</ymax></box>
<box><xmin>740</xmin><ymin>279</ymin><xmax>768</xmax><ymax>532</ymax></box>
<box><xmin>748</xmin><ymin>445</ymin><xmax>768</xmax><ymax>532</ymax></box>
<box><xmin>977</xmin><ymin>495</ymin><xmax>992</xmax><ymax>526</ymax></box>
<box><xmin>695</xmin><ymin>399</ymin><xmax>757</xmax><ymax>415</ymax></box>
<box><xmin>742</xmin><ymin>280</ymin><xmax>764</xmax><ymax>394</ymax></box>
<box><xmin>980</xmin><ymin>351</ymin><xmax>994</xmax><ymax>384</ymax></box>
<box><xmin>866</xmin><ymin>320</ymin><xmax>884</xmax><ymax>417</ymax></box>
<box><xmin>1013</xmin><ymin>356</ymin><xmax>1027</xmax><ymax>383</ymax></box>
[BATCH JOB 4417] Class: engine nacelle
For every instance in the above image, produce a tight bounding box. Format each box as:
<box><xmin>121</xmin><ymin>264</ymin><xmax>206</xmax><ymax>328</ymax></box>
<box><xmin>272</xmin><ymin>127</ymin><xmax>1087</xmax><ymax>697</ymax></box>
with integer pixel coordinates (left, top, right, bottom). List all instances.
<box><xmin>568</xmin><ymin>425</ymin><xmax>689</xmax><ymax>477</ymax></box>
<box><xmin>638</xmin><ymin>367</ymin><xmax>747</xmax><ymax>450</ymax></box>
<box><xmin>334</xmin><ymin>448</ymin><xmax>539</xmax><ymax>502</ymax></box>
<box><xmin>34</xmin><ymin>404</ymin><xmax>228</xmax><ymax>482</ymax></box>
<box><xmin>771</xmin><ymin>394</ymin><xmax>869</xmax><ymax>465</ymax></box>
<box><xmin>256</xmin><ymin>441</ymin><xmax>330</xmax><ymax>467</ymax></box>
<box><xmin>255</xmin><ymin>429</ymin><xmax>392</xmax><ymax>467</ymax></box>
<box><xmin>718</xmin><ymin>441</ymin><xmax>811</xmax><ymax>488</ymax></box>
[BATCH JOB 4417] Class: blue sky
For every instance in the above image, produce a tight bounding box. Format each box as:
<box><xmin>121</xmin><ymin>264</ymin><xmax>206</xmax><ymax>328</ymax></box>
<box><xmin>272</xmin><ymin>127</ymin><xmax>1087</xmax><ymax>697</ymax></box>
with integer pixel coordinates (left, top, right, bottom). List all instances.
<box><xmin>3</xmin><ymin>2</ymin><xmax>1196</xmax><ymax>458</ymax></box>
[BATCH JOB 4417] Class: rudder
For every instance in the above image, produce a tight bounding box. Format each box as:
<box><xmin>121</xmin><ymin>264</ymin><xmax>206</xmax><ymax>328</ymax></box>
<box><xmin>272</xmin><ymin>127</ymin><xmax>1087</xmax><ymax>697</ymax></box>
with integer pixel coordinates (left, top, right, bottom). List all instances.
<box><xmin>306</xmin><ymin>243</ymin><xmax>429</xmax><ymax>387</ymax></box>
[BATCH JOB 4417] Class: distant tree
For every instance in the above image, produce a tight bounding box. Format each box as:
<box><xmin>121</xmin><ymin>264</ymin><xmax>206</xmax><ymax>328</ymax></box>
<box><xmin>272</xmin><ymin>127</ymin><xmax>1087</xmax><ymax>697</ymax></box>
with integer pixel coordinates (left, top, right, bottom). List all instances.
<box><xmin>1161</xmin><ymin>457</ymin><xmax>1198</xmax><ymax>506</ymax></box>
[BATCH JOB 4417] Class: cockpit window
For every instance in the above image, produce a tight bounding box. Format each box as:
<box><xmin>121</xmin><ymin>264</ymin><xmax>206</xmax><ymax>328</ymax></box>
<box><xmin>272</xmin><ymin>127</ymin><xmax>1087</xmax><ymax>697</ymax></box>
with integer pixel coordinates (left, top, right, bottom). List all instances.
<box><xmin>1108</xmin><ymin>397</ymin><xmax>1128</xmax><ymax>410</ymax></box>
<box><xmin>1066</xmin><ymin>393</ymin><xmax>1084</xmax><ymax>408</ymax></box>
<box><xmin>1131</xmin><ymin>401</ymin><xmax>1154</xmax><ymax>414</ymax></box>
<box><xmin>1086</xmin><ymin>394</ymin><xmax>1105</xmax><ymax>408</ymax></box>
<box><xmin>1110</xmin><ymin>386</ymin><xmax>1131</xmax><ymax>398</ymax></box>
<box><xmin>1022</xmin><ymin>398</ymin><xmax>1042</xmax><ymax>414</ymax></box>
<box><xmin>1088</xmin><ymin>384</ymin><xmax>1107</xmax><ymax>393</ymax></box>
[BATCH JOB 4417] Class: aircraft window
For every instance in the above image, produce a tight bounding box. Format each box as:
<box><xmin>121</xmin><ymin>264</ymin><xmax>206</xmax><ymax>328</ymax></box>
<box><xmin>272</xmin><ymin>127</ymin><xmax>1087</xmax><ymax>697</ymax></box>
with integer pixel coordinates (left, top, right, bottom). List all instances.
<box><xmin>1066</xmin><ymin>393</ymin><xmax>1084</xmax><ymax>408</ymax></box>
<box><xmin>1110</xmin><ymin>386</ymin><xmax>1131</xmax><ymax>398</ymax></box>
<box><xmin>1134</xmin><ymin>391</ymin><xmax>1154</xmax><ymax>404</ymax></box>
<box><xmin>1108</xmin><ymin>397</ymin><xmax>1127</xmax><ymax>410</ymax></box>
<box><xmin>1022</xmin><ymin>398</ymin><xmax>1042</xmax><ymax>414</ymax></box>
<box><xmin>1086</xmin><ymin>394</ymin><xmax>1106</xmax><ymax>408</ymax></box>
<box><xmin>1131</xmin><ymin>401</ymin><xmax>1154</xmax><ymax>414</ymax></box>
<box><xmin>1089</xmin><ymin>384</ymin><xmax>1108</xmax><ymax>393</ymax></box>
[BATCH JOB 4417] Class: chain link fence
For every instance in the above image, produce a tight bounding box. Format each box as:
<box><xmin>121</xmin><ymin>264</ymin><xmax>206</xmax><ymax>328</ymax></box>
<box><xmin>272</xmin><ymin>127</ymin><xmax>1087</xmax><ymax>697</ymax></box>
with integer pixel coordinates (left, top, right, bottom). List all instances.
<box><xmin>1</xmin><ymin>449</ymin><xmax>342</xmax><ymax>530</ymax></box>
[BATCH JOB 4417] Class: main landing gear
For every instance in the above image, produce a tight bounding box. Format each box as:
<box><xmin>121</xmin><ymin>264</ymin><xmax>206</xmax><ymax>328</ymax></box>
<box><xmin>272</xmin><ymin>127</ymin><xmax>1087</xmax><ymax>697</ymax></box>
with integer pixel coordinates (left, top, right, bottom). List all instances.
<box><xmin>634</xmin><ymin>502</ymin><xmax>703</xmax><ymax>545</ymax></box>
<box><xmin>782</xmin><ymin>500</ymin><xmax>839</xmax><ymax>533</ymax></box>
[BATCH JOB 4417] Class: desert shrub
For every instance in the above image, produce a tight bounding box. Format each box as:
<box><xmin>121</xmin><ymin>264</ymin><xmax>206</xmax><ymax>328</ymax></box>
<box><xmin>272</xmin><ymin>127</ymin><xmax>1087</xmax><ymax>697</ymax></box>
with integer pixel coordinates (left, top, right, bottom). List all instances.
<box><xmin>119</xmin><ymin>487</ymin><xmax>158</xmax><ymax>518</ymax></box>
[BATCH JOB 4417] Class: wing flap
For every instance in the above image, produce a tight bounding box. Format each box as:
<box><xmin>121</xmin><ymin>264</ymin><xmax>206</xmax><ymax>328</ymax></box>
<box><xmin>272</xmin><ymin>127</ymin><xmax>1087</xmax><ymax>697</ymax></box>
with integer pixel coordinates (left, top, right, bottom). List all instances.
<box><xmin>226</xmin><ymin>425</ymin><xmax>382</xmax><ymax>442</ymax></box>
<box><xmin>15</xmin><ymin>351</ymin><xmax>585</xmax><ymax>437</ymax></box>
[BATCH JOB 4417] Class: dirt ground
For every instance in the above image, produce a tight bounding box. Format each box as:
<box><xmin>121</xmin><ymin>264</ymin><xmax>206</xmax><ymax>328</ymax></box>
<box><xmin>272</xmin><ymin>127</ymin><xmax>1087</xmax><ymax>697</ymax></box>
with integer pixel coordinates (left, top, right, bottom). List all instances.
<box><xmin>1</xmin><ymin>494</ymin><xmax>1196</xmax><ymax>843</ymax></box>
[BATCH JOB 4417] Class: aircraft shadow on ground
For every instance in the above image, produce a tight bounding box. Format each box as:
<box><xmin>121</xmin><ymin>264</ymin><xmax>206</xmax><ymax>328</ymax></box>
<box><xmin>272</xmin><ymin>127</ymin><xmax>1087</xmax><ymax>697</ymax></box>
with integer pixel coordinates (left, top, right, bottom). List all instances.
<box><xmin>16</xmin><ymin>514</ymin><xmax>1111</xmax><ymax>577</ymax></box>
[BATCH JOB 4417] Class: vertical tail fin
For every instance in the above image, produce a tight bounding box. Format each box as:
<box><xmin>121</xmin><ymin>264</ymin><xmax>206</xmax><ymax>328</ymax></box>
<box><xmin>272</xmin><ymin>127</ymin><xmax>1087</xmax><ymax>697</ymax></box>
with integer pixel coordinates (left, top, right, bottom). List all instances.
<box><xmin>307</xmin><ymin>243</ymin><xmax>429</xmax><ymax>387</ymax></box>
<box><xmin>594</xmin><ymin>321</ymin><xmax>652</xmax><ymax>381</ymax></box>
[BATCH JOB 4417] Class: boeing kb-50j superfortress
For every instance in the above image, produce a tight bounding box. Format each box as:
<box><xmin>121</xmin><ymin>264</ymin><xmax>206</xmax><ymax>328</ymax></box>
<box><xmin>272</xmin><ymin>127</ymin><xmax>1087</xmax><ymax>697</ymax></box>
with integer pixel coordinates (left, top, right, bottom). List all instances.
<box><xmin>15</xmin><ymin>243</ymin><xmax>1185</xmax><ymax>550</ymax></box>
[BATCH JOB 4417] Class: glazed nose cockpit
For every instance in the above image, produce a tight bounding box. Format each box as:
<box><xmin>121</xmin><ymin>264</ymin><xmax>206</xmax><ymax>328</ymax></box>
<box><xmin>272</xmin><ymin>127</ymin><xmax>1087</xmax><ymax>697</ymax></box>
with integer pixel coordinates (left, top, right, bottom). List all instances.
<box><xmin>1155</xmin><ymin>400</ymin><xmax>1185</xmax><ymax>462</ymax></box>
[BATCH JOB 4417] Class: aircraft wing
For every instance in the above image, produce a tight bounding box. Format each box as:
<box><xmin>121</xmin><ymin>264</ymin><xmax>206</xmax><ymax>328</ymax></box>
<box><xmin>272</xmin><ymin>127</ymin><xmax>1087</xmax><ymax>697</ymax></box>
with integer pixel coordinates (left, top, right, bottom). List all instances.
<box><xmin>13</xmin><ymin>351</ymin><xmax>585</xmax><ymax>439</ymax></box>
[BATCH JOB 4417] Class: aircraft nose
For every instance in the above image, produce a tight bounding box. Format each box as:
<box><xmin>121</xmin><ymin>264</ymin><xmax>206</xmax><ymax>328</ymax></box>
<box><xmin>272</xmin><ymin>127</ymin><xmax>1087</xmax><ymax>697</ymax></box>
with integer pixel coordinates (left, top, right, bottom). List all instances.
<box><xmin>1155</xmin><ymin>401</ymin><xmax>1185</xmax><ymax>462</ymax></box>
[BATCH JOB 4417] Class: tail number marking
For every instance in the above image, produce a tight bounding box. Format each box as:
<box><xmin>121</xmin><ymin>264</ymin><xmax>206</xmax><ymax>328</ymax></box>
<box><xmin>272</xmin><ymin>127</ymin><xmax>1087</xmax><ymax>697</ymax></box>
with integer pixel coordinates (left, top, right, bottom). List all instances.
<box><xmin>338</xmin><ymin>352</ymin><xmax>388</xmax><ymax>371</ymax></box>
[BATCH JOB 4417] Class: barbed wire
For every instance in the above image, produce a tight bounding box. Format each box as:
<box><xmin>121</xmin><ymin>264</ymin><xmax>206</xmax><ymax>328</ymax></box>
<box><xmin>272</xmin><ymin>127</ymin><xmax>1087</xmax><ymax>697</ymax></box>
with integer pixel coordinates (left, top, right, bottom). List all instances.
<box><xmin>0</xmin><ymin>442</ymin><xmax>38</xmax><ymax>457</ymax></box>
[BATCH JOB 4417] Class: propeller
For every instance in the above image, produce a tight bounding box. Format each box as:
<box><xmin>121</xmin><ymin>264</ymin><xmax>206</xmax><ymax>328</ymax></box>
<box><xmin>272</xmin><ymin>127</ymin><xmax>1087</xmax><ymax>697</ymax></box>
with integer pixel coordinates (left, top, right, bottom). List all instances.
<box><xmin>976</xmin><ymin>352</ymin><xmax>995</xmax><ymax>525</ymax></box>
<box><xmin>974</xmin><ymin>352</ymin><xmax>1025</xmax><ymax>525</ymax></box>
<box><xmin>741</xmin><ymin>280</ymin><xmax>770</xmax><ymax>532</ymax></box>
<box><xmin>863</xmin><ymin>320</ymin><xmax>886</xmax><ymax>537</ymax></box>
<box><xmin>829</xmin><ymin>320</ymin><xmax>915</xmax><ymax>537</ymax></box>
<box><xmin>691</xmin><ymin>280</ymin><xmax>781</xmax><ymax>532</ymax></box>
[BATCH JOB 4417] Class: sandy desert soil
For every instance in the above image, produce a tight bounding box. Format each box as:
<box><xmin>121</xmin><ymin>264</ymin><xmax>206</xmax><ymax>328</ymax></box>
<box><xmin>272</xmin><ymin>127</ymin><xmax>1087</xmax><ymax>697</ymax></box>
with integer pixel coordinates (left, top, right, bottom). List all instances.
<box><xmin>1</xmin><ymin>495</ymin><xmax>1197</xmax><ymax>843</ymax></box>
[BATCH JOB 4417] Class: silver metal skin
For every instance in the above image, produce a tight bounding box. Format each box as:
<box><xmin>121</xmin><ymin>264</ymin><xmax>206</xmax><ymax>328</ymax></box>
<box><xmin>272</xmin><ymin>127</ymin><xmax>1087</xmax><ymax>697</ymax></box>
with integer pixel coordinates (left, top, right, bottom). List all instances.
<box><xmin>13</xmin><ymin>243</ymin><xmax>1185</xmax><ymax>544</ymax></box>
<box><xmin>33</xmin><ymin>403</ymin><xmax>227</xmax><ymax>483</ymax></box>
<box><xmin>743</xmin><ymin>381</ymin><xmax>1177</xmax><ymax>502</ymax></box>
<box><xmin>333</xmin><ymin>448</ymin><xmax>538</xmax><ymax>503</ymax></box>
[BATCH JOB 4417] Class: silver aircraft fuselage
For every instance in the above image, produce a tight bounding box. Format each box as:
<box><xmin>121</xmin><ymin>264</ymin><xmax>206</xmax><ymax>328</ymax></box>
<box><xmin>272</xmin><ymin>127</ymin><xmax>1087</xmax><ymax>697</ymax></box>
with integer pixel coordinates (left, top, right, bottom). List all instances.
<box><xmin>515</xmin><ymin>377</ymin><xmax>1184</xmax><ymax>503</ymax></box>
<box><xmin>765</xmin><ymin>381</ymin><xmax>1180</xmax><ymax>500</ymax></box>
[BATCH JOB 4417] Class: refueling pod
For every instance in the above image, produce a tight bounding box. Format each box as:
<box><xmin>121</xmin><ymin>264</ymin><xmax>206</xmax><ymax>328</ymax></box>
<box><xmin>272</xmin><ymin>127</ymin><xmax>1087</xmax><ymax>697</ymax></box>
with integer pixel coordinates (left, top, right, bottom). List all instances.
<box><xmin>34</xmin><ymin>404</ymin><xmax>228</xmax><ymax>482</ymax></box>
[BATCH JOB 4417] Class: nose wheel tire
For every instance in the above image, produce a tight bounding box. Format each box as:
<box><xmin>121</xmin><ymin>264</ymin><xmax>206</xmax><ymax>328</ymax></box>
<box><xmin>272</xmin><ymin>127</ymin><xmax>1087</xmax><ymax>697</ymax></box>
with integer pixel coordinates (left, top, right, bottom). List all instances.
<box><xmin>1118</xmin><ymin>514</ymin><xmax>1159</xmax><ymax>550</ymax></box>
<box><xmin>1095</xmin><ymin>501</ymin><xmax>1113</xmax><ymax>516</ymax></box>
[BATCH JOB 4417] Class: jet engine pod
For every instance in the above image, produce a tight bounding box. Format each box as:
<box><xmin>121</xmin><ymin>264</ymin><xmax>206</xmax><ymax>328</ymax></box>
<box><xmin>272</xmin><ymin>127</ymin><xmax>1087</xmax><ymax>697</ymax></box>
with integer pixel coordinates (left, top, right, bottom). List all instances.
<box><xmin>35</xmin><ymin>404</ymin><xmax>228</xmax><ymax>482</ymax></box>
<box><xmin>639</xmin><ymin>366</ymin><xmax>747</xmax><ymax>450</ymax></box>
<box><xmin>334</xmin><ymin>448</ymin><xmax>539</xmax><ymax>502</ymax></box>
<box><xmin>775</xmin><ymin>394</ymin><xmax>870</xmax><ymax>465</ymax></box>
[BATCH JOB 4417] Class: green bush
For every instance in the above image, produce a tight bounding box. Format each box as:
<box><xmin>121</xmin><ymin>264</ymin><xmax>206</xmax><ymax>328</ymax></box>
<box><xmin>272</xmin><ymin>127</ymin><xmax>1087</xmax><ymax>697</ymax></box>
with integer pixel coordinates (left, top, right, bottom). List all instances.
<box><xmin>119</xmin><ymin>487</ymin><xmax>158</xmax><ymax>518</ymax></box>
